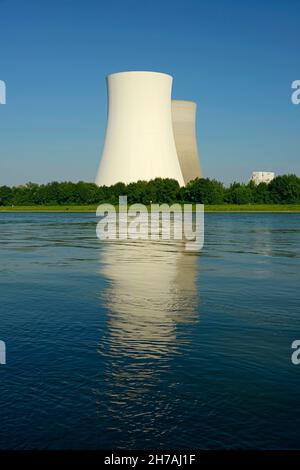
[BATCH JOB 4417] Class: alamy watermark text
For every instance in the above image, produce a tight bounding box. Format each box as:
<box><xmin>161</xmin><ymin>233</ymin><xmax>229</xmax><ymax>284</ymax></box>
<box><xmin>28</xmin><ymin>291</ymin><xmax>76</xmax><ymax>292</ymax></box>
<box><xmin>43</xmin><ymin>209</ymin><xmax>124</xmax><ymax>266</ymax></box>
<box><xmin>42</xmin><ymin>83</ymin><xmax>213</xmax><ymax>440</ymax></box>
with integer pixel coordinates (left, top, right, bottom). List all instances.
<box><xmin>0</xmin><ymin>80</ymin><xmax>6</xmax><ymax>104</ymax></box>
<box><xmin>0</xmin><ymin>341</ymin><xmax>6</xmax><ymax>365</ymax></box>
<box><xmin>96</xmin><ymin>197</ymin><xmax>204</xmax><ymax>251</ymax></box>
<box><xmin>291</xmin><ymin>80</ymin><xmax>300</xmax><ymax>105</ymax></box>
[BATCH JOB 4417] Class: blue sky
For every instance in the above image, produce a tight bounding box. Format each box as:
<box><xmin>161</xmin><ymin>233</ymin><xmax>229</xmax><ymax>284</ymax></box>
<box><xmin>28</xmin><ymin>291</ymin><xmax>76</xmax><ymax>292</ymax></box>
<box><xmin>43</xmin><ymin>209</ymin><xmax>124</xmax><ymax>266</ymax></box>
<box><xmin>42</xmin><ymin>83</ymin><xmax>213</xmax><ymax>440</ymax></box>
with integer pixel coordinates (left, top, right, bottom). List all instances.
<box><xmin>0</xmin><ymin>0</ymin><xmax>299</xmax><ymax>186</ymax></box>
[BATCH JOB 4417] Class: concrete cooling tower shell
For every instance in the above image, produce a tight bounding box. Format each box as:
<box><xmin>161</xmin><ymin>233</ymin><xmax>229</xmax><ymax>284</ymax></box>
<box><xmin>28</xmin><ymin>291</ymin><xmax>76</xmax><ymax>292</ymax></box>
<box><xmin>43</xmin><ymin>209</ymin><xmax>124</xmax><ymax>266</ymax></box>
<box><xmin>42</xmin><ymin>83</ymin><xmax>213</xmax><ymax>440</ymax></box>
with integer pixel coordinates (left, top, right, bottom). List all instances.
<box><xmin>96</xmin><ymin>71</ymin><xmax>185</xmax><ymax>187</ymax></box>
<box><xmin>171</xmin><ymin>100</ymin><xmax>202</xmax><ymax>185</ymax></box>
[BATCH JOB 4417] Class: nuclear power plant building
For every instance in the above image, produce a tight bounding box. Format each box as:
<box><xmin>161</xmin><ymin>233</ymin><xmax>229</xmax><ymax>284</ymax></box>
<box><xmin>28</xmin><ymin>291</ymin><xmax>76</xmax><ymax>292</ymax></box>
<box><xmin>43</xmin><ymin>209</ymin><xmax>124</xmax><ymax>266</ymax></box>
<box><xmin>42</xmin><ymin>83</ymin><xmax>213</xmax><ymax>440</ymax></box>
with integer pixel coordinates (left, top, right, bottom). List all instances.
<box><xmin>95</xmin><ymin>71</ymin><xmax>202</xmax><ymax>187</ymax></box>
<box><xmin>171</xmin><ymin>100</ymin><xmax>202</xmax><ymax>184</ymax></box>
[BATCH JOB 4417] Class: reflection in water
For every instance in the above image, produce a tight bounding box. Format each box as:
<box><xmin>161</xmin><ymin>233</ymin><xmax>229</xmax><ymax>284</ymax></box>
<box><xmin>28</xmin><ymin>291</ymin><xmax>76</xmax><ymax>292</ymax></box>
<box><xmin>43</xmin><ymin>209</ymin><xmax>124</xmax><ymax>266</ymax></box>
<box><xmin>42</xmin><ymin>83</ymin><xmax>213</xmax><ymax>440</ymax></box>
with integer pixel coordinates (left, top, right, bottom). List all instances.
<box><xmin>95</xmin><ymin>238</ymin><xmax>200</xmax><ymax>448</ymax></box>
<box><xmin>100</xmin><ymin>240</ymin><xmax>198</xmax><ymax>358</ymax></box>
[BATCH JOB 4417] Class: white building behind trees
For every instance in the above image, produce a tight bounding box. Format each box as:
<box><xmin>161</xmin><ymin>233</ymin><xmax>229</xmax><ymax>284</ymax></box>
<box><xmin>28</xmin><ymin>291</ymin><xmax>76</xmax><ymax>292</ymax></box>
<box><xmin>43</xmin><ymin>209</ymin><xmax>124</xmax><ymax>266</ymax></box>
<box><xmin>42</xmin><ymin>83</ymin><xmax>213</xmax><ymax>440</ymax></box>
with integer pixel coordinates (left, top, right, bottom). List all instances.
<box><xmin>251</xmin><ymin>172</ymin><xmax>275</xmax><ymax>185</ymax></box>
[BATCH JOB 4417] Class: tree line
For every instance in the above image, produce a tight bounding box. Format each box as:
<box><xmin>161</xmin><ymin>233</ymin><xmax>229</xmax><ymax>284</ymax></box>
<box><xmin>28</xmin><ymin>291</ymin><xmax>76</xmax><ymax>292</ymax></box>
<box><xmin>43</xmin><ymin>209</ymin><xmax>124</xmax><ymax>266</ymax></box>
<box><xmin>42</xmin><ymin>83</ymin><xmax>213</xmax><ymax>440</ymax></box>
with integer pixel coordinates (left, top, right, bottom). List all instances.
<box><xmin>0</xmin><ymin>174</ymin><xmax>300</xmax><ymax>206</ymax></box>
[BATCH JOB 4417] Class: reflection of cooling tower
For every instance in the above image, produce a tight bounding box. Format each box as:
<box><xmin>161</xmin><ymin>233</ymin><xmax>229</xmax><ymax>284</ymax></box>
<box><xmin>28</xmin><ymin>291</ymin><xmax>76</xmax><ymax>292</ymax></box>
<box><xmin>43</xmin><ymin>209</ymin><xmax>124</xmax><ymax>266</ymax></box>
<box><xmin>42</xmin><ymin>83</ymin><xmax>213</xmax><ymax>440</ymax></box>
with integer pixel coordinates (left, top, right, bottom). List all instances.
<box><xmin>98</xmin><ymin>238</ymin><xmax>198</xmax><ymax>359</ymax></box>
<box><xmin>171</xmin><ymin>100</ymin><xmax>202</xmax><ymax>185</ymax></box>
<box><xmin>95</xmin><ymin>71</ymin><xmax>185</xmax><ymax>187</ymax></box>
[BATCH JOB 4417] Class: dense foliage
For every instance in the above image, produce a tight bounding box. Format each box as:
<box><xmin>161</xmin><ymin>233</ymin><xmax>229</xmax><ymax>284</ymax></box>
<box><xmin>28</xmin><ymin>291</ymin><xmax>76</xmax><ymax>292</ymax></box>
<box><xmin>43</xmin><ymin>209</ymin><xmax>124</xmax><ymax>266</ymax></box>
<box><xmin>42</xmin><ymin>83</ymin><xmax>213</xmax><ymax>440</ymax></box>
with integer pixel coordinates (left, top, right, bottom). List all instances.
<box><xmin>1</xmin><ymin>175</ymin><xmax>300</xmax><ymax>206</ymax></box>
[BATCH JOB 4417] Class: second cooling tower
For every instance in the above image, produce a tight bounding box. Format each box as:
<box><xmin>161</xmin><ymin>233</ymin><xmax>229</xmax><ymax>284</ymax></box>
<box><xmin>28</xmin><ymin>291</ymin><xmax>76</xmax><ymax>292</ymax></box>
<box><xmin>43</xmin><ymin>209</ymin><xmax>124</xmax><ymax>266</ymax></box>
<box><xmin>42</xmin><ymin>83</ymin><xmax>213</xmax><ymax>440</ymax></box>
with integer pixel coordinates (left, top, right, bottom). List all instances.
<box><xmin>96</xmin><ymin>71</ymin><xmax>185</xmax><ymax>187</ymax></box>
<box><xmin>171</xmin><ymin>100</ymin><xmax>202</xmax><ymax>185</ymax></box>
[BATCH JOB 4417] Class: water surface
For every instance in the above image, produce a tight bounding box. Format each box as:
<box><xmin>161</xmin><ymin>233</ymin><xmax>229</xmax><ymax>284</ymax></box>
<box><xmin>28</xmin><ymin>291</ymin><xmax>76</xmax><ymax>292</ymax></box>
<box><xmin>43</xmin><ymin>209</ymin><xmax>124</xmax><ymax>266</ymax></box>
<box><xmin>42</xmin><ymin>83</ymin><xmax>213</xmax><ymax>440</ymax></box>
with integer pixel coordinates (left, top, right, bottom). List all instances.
<box><xmin>0</xmin><ymin>212</ymin><xmax>300</xmax><ymax>449</ymax></box>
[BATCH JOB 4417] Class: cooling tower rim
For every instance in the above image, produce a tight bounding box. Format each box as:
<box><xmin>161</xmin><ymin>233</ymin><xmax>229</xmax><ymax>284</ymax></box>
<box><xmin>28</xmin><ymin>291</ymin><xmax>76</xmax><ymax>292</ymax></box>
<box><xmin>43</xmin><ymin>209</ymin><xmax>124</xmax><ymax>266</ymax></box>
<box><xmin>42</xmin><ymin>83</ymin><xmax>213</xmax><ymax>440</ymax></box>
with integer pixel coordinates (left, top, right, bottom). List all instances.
<box><xmin>172</xmin><ymin>99</ymin><xmax>197</xmax><ymax>105</ymax></box>
<box><xmin>107</xmin><ymin>70</ymin><xmax>173</xmax><ymax>80</ymax></box>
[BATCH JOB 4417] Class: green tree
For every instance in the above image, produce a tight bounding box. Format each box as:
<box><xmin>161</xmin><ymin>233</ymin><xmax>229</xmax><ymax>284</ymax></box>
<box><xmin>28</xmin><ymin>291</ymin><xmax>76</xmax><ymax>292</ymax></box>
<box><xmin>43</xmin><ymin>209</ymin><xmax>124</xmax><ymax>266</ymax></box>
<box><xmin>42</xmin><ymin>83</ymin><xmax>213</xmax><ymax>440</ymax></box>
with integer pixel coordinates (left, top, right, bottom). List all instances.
<box><xmin>184</xmin><ymin>178</ymin><xmax>225</xmax><ymax>204</ymax></box>
<box><xmin>0</xmin><ymin>186</ymin><xmax>12</xmax><ymax>205</ymax></box>
<box><xmin>268</xmin><ymin>174</ymin><xmax>300</xmax><ymax>203</ymax></box>
<box><xmin>147</xmin><ymin>178</ymin><xmax>180</xmax><ymax>204</ymax></box>
<box><xmin>75</xmin><ymin>181</ymin><xmax>99</xmax><ymax>204</ymax></box>
<box><xmin>253</xmin><ymin>182</ymin><xmax>271</xmax><ymax>203</ymax></box>
<box><xmin>226</xmin><ymin>182</ymin><xmax>254</xmax><ymax>204</ymax></box>
<box><xmin>127</xmin><ymin>181</ymin><xmax>149</xmax><ymax>205</ymax></box>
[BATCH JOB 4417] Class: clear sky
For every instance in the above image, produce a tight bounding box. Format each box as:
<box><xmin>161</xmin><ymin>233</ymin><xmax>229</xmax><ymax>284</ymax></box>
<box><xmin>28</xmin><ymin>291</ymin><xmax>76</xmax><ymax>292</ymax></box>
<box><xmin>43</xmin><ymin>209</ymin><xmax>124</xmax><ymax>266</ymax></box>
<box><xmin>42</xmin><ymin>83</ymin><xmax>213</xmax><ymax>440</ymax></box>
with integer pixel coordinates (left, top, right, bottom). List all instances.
<box><xmin>0</xmin><ymin>0</ymin><xmax>299</xmax><ymax>186</ymax></box>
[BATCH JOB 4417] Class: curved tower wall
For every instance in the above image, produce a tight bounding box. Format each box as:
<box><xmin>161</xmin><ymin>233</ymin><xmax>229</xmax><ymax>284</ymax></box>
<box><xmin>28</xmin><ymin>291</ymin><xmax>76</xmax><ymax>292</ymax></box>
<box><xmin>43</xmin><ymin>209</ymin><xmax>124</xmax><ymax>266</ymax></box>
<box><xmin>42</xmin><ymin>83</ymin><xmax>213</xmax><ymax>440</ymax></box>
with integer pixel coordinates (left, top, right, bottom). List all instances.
<box><xmin>96</xmin><ymin>71</ymin><xmax>185</xmax><ymax>187</ymax></box>
<box><xmin>171</xmin><ymin>100</ymin><xmax>202</xmax><ymax>185</ymax></box>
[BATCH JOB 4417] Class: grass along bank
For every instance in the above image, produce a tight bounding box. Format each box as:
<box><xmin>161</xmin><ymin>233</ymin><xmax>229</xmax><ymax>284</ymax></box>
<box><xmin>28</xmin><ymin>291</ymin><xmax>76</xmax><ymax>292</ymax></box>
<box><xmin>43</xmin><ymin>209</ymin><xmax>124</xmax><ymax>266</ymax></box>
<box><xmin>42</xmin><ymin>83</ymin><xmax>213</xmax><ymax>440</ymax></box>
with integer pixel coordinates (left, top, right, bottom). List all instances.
<box><xmin>1</xmin><ymin>204</ymin><xmax>300</xmax><ymax>212</ymax></box>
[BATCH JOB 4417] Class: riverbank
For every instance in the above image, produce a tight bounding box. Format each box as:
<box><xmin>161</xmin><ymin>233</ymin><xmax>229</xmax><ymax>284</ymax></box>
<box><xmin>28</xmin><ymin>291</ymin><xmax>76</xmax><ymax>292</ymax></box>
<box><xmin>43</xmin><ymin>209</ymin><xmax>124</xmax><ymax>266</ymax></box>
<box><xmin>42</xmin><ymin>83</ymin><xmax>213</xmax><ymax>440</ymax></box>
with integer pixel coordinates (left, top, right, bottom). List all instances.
<box><xmin>1</xmin><ymin>204</ymin><xmax>300</xmax><ymax>212</ymax></box>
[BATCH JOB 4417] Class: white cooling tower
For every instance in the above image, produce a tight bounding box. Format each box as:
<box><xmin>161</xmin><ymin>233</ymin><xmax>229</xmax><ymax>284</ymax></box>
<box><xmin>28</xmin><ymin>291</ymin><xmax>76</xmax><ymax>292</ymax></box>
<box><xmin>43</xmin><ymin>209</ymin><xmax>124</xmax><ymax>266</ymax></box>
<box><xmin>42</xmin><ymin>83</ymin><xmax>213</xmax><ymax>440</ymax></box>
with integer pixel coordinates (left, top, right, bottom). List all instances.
<box><xmin>171</xmin><ymin>100</ymin><xmax>202</xmax><ymax>185</ymax></box>
<box><xmin>95</xmin><ymin>71</ymin><xmax>184</xmax><ymax>187</ymax></box>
